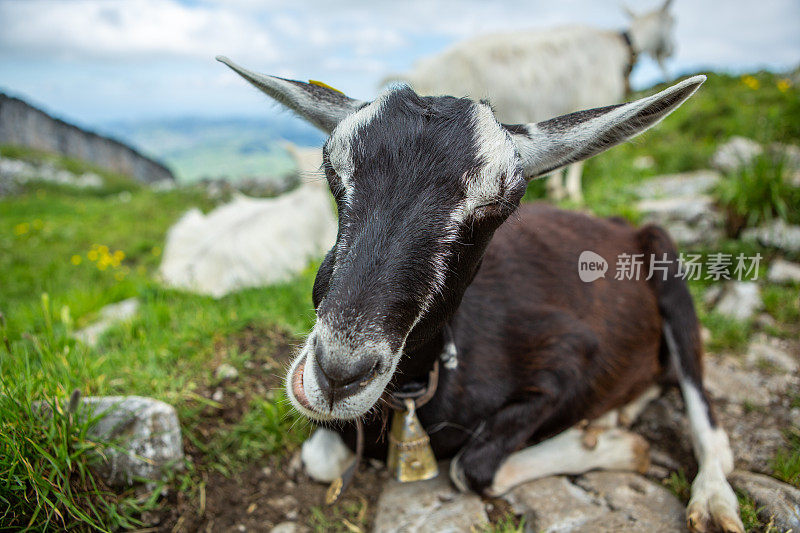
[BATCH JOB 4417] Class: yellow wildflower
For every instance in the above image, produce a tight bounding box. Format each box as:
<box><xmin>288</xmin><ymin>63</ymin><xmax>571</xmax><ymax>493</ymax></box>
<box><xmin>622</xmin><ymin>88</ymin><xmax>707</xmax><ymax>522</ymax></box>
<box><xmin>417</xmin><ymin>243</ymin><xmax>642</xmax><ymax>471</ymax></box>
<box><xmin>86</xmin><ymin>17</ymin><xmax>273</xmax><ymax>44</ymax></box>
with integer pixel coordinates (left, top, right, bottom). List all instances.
<box><xmin>777</xmin><ymin>78</ymin><xmax>791</xmax><ymax>92</ymax></box>
<box><xmin>113</xmin><ymin>250</ymin><xmax>125</xmax><ymax>261</ymax></box>
<box><xmin>151</xmin><ymin>246</ymin><xmax>162</xmax><ymax>257</ymax></box>
<box><xmin>13</xmin><ymin>222</ymin><xmax>29</xmax><ymax>236</ymax></box>
<box><xmin>741</xmin><ymin>75</ymin><xmax>760</xmax><ymax>90</ymax></box>
<box><xmin>87</xmin><ymin>249</ymin><xmax>99</xmax><ymax>261</ymax></box>
<box><xmin>71</xmin><ymin>255</ymin><xmax>82</xmax><ymax>265</ymax></box>
<box><xmin>98</xmin><ymin>245</ymin><xmax>109</xmax><ymax>255</ymax></box>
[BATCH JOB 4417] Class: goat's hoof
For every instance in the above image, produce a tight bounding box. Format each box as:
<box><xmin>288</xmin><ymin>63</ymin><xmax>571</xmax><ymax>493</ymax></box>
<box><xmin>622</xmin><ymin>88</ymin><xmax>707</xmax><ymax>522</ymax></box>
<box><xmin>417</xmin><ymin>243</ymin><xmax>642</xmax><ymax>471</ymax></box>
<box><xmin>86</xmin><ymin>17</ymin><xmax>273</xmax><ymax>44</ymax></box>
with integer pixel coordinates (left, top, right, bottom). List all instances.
<box><xmin>686</xmin><ymin>472</ymin><xmax>744</xmax><ymax>533</ymax></box>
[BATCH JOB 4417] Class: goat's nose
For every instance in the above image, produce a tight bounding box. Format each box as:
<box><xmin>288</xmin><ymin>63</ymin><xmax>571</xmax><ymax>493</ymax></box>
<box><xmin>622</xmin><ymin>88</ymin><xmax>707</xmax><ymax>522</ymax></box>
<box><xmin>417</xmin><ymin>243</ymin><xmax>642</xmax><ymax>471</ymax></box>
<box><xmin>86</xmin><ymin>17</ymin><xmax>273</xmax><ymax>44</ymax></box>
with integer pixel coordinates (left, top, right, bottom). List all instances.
<box><xmin>314</xmin><ymin>340</ymin><xmax>379</xmax><ymax>403</ymax></box>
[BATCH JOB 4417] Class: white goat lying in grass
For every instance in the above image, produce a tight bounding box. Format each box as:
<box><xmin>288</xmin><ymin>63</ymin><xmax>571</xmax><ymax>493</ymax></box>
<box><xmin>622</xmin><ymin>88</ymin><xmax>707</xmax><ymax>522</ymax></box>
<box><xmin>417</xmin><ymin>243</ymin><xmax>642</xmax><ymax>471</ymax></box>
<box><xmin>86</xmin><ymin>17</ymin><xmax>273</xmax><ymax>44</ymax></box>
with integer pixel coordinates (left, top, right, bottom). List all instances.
<box><xmin>159</xmin><ymin>144</ymin><xmax>336</xmax><ymax>298</ymax></box>
<box><xmin>389</xmin><ymin>0</ymin><xmax>676</xmax><ymax>202</ymax></box>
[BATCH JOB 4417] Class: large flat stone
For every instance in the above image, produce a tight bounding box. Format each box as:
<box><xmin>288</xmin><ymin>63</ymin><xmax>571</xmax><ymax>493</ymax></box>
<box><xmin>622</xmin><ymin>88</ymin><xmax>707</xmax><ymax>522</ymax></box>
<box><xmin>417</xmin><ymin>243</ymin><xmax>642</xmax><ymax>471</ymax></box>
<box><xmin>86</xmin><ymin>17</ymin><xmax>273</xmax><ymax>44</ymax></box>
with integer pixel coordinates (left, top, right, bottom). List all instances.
<box><xmin>742</xmin><ymin>219</ymin><xmax>800</xmax><ymax>254</ymax></box>
<box><xmin>637</xmin><ymin>196</ymin><xmax>717</xmax><ymax>225</ymax></box>
<box><xmin>714</xmin><ymin>282</ymin><xmax>762</xmax><ymax>321</ymax></box>
<box><xmin>745</xmin><ymin>335</ymin><xmax>798</xmax><ymax>374</ymax></box>
<box><xmin>703</xmin><ymin>355</ymin><xmax>797</xmax><ymax>406</ymax></box>
<box><xmin>373</xmin><ymin>472</ymin><xmax>487</xmax><ymax>533</ymax></box>
<box><xmin>711</xmin><ymin>136</ymin><xmax>763</xmax><ymax>172</ymax></box>
<box><xmin>634</xmin><ymin>170</ymin><xmax>721</xmax><ymax>199</ymax></box>
<box><xmin>729</xmin><ymin>471</ymin><xmax>800</xmax><ymax>532</ymax></box>
<box><xmin>767</xmin><ymin>258</ymin><xmax>800</xmax><ymax>284</ymax></box>
<box><xmin>505</xmin><ymin>472</ymin><xmax>685</xmax><ymax>533</ymax></box>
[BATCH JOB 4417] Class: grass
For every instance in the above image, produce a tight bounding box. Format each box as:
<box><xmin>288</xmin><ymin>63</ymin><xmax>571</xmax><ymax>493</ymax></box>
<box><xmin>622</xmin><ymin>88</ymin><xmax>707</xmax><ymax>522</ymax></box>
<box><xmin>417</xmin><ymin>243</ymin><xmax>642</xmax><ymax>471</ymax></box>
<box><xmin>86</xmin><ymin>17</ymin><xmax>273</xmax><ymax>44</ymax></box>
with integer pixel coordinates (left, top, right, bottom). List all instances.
<box><xmin>663</xmin><ymin>469</ymin><xmax>691</xmax><ymax>503</ymax></box>
<box><xmin>770</xmin><ymin>427</ymin><xmax>800</xmax><ymax>489</ymax></box>
<box><xmin>1</xmin><ymin>70</ymin><xmax>799</xmax><ymax>530</ymax></box>
<box><xmin>0</xmin><ymin>364</ymin><xmax>161</xmax><ymax>530</ymax></box>
<box><xmin>309</xmin><ymin>498</ymin><xmax>369</xmax><ymax>532</ymax></box>
<box><xmin>1</xmin><ymin>158</ymin><xmax>317</xmax><ymax>529</ymax></box>
<box><xmin>715</xmin><ymin>152</ymin><xmax>800</xmax><ymax>234</ymax></box>
<box><xmin>478</xmin><ymin>514</ymin><xmax>525</xmax><ymax>533</ymax></box>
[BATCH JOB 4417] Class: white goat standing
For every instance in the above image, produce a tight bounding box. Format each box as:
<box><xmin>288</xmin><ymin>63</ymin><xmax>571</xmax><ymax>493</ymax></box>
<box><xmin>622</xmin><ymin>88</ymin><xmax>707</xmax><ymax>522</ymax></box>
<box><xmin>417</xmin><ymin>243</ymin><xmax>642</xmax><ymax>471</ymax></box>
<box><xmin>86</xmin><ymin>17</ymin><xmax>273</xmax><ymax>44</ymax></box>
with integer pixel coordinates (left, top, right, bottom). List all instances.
<box><xmin>158</xmin><ymin>144</ymin><xmax>336</xmax><ymax>298</ymax></box>
<box><xmin>390</xmin><ymin>0</ymin><xmax>676</xmax><ymax>202</ymax></box>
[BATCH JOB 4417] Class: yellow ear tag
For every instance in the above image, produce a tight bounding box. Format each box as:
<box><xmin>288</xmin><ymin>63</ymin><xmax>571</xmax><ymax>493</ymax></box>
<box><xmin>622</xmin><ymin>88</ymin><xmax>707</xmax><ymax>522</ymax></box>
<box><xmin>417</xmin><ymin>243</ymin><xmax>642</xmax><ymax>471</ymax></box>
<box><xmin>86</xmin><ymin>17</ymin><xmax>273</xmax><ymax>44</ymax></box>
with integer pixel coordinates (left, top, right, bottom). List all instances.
<box><xmin>309</xmin><ymin>79</ymin><xmax>344</xmax><ymax>94</ymax></box>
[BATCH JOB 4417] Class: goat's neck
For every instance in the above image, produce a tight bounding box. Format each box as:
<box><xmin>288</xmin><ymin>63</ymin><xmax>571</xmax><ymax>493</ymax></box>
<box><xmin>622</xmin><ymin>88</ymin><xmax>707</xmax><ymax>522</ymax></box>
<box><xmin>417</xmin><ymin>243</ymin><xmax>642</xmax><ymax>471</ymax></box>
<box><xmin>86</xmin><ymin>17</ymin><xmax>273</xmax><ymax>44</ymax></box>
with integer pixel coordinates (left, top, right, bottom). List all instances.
<box><xmin>396</xmin><ymin>325</ymin><xmax>447</xmax><ymax>385</ymax></box>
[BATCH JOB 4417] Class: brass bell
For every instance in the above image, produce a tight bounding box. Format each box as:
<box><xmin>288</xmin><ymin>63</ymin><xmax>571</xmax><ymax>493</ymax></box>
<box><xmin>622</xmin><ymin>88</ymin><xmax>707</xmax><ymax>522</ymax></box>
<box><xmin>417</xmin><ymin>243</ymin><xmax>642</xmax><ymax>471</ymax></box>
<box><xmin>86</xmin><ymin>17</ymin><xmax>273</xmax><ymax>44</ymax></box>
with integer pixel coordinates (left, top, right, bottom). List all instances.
<box><xmin>386</xmin><ymin>398</ymin><xmax>439</xmax><ymax>482</ymax></box>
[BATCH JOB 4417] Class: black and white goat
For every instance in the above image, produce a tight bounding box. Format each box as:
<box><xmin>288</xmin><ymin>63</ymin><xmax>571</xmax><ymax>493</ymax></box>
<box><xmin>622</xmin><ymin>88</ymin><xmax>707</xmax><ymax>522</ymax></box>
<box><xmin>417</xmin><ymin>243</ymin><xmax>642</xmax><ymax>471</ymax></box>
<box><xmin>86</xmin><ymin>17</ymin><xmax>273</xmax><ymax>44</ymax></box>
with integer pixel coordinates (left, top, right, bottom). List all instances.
<box><xmin>218</xmin><ymin>56</ymin><xmax>743</xmax><ymax>533</ymax></box>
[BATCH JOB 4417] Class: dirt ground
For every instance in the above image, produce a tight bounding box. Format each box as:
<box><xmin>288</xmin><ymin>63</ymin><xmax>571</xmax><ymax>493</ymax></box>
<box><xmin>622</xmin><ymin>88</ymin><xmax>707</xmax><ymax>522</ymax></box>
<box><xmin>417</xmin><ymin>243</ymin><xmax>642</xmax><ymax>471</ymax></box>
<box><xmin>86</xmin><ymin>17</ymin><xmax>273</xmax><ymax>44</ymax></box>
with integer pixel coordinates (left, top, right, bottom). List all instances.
<box><xmin>145</xmin><ymin>328</ymin><xmax>798</xmax><ymax>532</ymax></box>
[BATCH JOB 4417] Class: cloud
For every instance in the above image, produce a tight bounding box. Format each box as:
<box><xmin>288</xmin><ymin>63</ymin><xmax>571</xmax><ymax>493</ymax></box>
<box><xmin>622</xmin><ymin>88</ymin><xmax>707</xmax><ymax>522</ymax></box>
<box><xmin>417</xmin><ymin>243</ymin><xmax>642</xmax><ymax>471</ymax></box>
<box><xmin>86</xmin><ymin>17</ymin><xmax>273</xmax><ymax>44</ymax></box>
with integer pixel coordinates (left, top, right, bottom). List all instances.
<box><xmin>0</xmin><ymin>0</ymin><xmax>798</xmax><ymax>123</ymax></box>
<box><xmin>0</xmin><ymin>0</ymin><xmax>278</xmax><ymax>63</ymax></box>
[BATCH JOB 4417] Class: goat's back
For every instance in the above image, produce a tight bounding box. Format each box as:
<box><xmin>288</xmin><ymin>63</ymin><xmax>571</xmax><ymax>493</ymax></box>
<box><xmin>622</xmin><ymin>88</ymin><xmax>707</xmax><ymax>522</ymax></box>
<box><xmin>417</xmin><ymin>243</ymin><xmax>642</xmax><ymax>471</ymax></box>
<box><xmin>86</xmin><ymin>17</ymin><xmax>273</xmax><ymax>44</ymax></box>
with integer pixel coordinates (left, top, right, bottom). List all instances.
<box><xmin>400</xmin><ymin>26</ymin><xmax>629</xmax><ymax>123</ymax></box>
<box><xmin>453</xmin><ymin>203</ymin><xmax>665</xmax><ymax>425</ymax></box>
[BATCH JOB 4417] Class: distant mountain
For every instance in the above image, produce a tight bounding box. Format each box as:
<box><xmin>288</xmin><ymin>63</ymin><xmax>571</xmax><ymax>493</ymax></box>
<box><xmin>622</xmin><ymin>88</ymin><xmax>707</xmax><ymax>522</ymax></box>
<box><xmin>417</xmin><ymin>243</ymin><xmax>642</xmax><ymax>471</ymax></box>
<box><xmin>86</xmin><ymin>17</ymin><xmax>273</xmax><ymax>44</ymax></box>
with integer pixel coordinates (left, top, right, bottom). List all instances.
<box><xmin>103</xmin><ymin>115</ymin><xmax>326</xmax><ymax>183</ymax></box>
<box><xmin>0</xmin><ymin>92</ymin><xmax>174</xmax><ymax>183</ymax></box>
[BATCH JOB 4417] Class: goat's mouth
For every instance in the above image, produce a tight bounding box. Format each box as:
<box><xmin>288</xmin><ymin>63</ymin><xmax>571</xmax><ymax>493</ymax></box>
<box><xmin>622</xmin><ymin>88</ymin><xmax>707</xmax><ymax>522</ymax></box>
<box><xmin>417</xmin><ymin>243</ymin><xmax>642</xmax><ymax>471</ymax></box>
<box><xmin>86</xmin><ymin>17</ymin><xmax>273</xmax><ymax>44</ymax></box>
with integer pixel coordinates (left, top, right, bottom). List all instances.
<box><xmin>286</xmin><ymin>338</ymin><xmax>398</xmax><ymax>422</ymax></box>
<box><xmin>291</xmin><ymin>354</ymin><xmax>314</xmax><ymax>412</ymax></box>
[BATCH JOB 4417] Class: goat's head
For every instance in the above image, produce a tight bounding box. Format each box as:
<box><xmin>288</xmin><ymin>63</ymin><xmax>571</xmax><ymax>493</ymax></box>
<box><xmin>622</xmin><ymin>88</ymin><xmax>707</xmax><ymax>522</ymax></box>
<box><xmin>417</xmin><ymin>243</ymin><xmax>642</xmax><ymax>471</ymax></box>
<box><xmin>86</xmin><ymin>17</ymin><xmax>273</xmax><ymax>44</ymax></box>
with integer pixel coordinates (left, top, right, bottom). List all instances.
<box><xmin>218</xmin><ymin>56</ymin><xmax>703</xmax><ymax>421</ymax></box>
<box><xmin>626</xmin><ymin>0</ymin><xmax>677</xmax><ymax>72</ymax></box>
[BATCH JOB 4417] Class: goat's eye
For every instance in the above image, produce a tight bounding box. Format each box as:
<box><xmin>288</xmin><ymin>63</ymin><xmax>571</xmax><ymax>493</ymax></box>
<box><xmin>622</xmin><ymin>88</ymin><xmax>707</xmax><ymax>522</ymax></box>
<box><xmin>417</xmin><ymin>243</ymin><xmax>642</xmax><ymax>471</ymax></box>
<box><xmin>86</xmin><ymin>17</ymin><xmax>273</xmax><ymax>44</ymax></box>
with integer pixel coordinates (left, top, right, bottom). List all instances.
<box><xmin>473</xmin><ymin>202</ymin><xmax>505</xmax><ymax>218</ymax></box>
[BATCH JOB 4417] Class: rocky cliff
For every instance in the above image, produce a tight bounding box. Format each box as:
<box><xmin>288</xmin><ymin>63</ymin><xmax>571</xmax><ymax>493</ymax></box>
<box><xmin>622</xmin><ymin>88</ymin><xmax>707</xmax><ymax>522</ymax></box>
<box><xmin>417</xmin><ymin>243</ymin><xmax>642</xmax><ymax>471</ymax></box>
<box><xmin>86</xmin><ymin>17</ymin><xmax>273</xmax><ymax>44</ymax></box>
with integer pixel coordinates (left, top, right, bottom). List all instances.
<box><xmin>0</xmin><ymin>93</ymin><xmax>174</xmax><ymax>183</ymax></box>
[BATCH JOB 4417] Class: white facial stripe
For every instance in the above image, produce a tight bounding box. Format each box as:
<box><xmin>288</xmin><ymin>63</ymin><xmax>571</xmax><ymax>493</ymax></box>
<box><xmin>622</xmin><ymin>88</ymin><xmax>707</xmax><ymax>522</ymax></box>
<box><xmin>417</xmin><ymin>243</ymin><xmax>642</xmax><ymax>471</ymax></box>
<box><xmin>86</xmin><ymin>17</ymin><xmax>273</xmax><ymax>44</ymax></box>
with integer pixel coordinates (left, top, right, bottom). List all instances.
<box><xmin>327</xmin><ymin>86</ymin><xmax>397</xmax><ymax>191</ymax></box>
<box><xmin>456</xmin><ymin>103</ymin><xmax>520</xmax><ymax>222</ymax></box>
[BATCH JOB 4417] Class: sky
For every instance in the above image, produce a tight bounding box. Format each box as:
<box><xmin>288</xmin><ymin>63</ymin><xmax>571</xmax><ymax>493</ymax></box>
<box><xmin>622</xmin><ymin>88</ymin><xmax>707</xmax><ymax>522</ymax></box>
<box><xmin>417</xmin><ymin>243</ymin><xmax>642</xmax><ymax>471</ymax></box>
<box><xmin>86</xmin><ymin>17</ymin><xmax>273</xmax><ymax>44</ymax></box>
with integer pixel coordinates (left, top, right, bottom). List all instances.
<box><xmin>0</xmin><ymin>0</ymin><xmax>799</xmax><ymax>129</ymax></box>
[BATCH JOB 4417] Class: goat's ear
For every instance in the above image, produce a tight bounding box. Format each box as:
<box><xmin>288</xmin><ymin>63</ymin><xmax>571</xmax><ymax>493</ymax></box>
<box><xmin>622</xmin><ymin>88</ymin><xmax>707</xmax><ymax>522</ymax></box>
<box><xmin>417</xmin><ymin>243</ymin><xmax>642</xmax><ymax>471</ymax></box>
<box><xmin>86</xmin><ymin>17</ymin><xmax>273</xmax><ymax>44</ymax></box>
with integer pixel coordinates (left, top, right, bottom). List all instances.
<box><xmin>217</xmin><ymin>56</ymin><xmax>364</xmax><ymax>133</ymax></box>
<box><xmin>506</xmin><ymin>75</ymin><xmax>705</xmax><ymax>180</ymax></box>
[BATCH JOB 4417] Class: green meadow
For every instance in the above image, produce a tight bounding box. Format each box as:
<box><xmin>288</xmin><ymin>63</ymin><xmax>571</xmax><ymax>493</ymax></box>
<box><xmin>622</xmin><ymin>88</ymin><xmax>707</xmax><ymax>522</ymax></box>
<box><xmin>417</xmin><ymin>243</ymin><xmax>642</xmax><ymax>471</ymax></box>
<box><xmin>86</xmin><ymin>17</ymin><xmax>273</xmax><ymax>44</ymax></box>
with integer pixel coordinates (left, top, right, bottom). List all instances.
<box><xmin>1</xmin><ymin>71</ymin><xmax>798</xmax><ymax>531</ymax></box>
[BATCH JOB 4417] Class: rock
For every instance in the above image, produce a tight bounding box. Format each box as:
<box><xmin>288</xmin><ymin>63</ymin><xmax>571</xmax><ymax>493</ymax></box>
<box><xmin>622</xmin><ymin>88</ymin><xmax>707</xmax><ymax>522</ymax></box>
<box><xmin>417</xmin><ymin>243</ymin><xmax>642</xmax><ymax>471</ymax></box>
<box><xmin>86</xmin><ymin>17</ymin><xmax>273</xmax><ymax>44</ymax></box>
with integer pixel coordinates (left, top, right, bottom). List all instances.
<box><xmin>634</xmin><ymin>169</ymin><xmax>721</xmax><ymax>199</ymax></box>
<box><xmin>504</xmin><ymin>472</ymin><xmax>685</xmax><ymax>533</ymax></box>
<box><xmin>73</xmin><ymin>298</ymin><xmax>139</xmax><ymax>346</ymax></box>
<box><xmin>742</xmin><ymin>219</ymin><xmax>800</xmax><ymax>254</ymax></box>
<box><xmin>215</xmin><ymin>363</ymin><xmax>239</xmax><ymax>381</ymax></box>
<box><xmin>754</xmin><ymin>313</ymin><xmax>777</xmax><ymax>329</ymax></box>
<box><xmin>632</xmin><ymin>155</ymin><xmax>655</xmax><ymax>170</ymax></box>
<box><xmin>635</xmin><ymin>194</ymin><xmax>723</xmax><ymax>246</ymax></box>
<box><xmin>746</xmin><ymin>335</ymin><xmax>798</xmax><ymax>373</ymax></box>
<box><xmin>75</xmin><ymin>396</ymin><xmax>183</xmax><ymax>486</ymax></box>
<box><xmin>728</xmin><ymin>471</ymin><xmax>800</xmax><ymax>532</ymax></box>
<box><xmin>637</xmin><ymin>196</ymin><xmax>716</xmax><ymax>225</ymax></box>
<box><xmin>662</xmin><ymin>220</ymin><xmax>724</xmax><ymax>247</ymax></box>
<box><xmin>373</xmin><ymin>472</ymin><xmax>488</xmax><ymax>533</ymax></box>
<box><xmin>791</xmin><ymin>408</ymin><xmax>800</xmax><ymax>428</ymax></box>
<box><xmin>714</xmin><ymin>282</ymin><xmax>762</xmax><ymax>321</ymax></box>
<box><xmin>0</xmin><ymin>156</ymin><xmax>104</xmax><ymax>191</ymax></box>
<box><xmin>271</xmin><ymin>523</ymin><xmax>308</xmax><ymax>533</ymax></box>
<box><xmin>711</xmin><ymin>136</ymin><xmax>763</xmax><ymax>172</ymax></box>
<box><xmin>703</xmin><ymin>355</ymin><xmax>796</xmax><ymax>406</ymax></box>
<box><xmin>767</xmin><ymin>258</ymin><xmax>800</xmax><ymax>284</ymax></box>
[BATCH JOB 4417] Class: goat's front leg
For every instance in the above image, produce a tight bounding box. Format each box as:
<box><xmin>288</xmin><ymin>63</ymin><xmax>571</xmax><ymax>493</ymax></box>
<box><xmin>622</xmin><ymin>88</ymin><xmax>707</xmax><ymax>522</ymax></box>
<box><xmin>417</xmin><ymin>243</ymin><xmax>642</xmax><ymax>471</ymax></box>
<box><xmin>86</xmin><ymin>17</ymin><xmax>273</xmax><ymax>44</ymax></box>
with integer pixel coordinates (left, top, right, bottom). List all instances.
<box><xmin>450</xmin><ymin>399</ymin><xmax>554</xmax><ymax>494</ymax></box>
